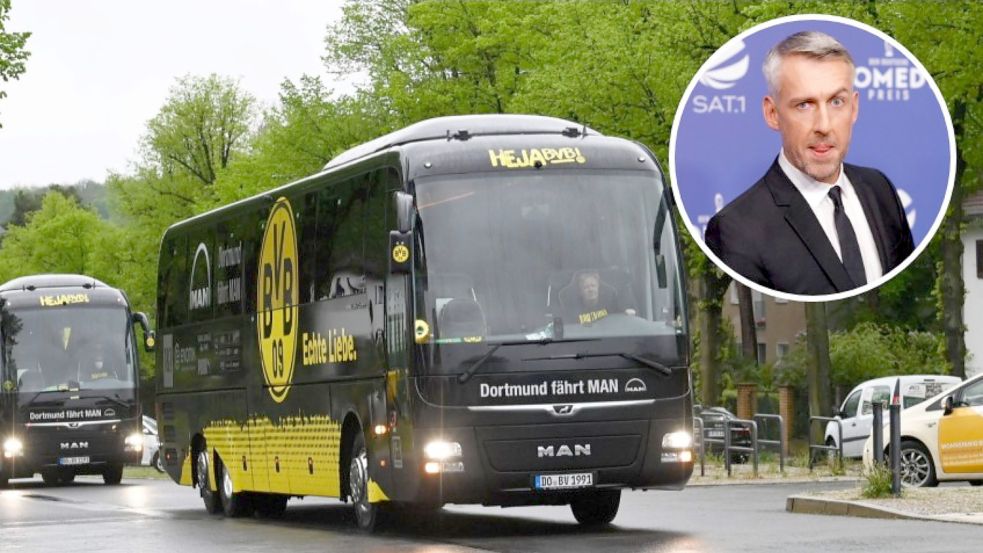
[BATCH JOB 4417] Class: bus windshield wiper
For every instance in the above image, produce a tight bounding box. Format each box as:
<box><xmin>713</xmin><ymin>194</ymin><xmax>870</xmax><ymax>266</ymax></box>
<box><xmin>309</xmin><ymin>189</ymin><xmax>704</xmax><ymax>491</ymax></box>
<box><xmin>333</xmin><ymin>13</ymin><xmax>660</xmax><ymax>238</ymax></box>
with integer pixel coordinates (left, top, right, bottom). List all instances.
<box><xmin>82</xmin><ymin>391</ymin><xmax>130</xmax><ymax>410</ymax></box>
<box><xmin>456</xmin><ymin>337</ymin><xmax>599</xmax><ymax>384</ymax></box>
<box><xmin>531</xmin><ymin>351</ymin><xmax>672</xmax><ymax>377</ymax></box>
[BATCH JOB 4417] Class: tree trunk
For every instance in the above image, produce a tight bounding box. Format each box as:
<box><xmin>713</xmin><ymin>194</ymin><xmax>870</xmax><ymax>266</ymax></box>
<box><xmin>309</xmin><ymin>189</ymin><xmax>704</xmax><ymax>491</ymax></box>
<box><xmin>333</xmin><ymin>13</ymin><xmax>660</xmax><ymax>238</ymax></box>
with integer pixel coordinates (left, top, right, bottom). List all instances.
<box><xmin>805</xmin><ymin>302</ymin><xmax>832</xmax><ymax>445</ymax></box>
<box><xmin>736</xmin><ymin>283</ymin><xmax>757</xmax><ymax>363</ymax></box>
<box><xmin>696</xmin><ymin>266</ymin><xmax>731</xmax><ymax>407</ymax></box>
<box><xmin>941</xmin><ymin>99</ymin><xmax>968</xmax><ymax>378</ymax></box>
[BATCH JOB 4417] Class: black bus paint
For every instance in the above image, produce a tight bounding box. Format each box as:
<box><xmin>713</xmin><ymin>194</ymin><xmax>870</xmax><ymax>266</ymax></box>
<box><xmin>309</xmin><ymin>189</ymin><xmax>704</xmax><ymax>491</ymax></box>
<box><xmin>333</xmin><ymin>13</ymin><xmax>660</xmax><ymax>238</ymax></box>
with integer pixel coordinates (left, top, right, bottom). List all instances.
<box><xmin>0</xmin><ymin>274</ymin><xmax>154</xmax><ymax>486</ymax></box>
<box><xmin>155</xmin><ymin>114</ymin><xmax>693</xmax><ymax>528</ymax></box>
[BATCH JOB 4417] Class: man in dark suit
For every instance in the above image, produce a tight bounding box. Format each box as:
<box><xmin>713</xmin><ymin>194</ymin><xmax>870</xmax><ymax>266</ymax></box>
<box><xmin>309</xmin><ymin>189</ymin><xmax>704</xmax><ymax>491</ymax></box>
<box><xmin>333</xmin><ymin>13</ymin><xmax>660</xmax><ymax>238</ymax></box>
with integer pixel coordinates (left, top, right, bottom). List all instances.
<box><xmin>705</xmin><ymin>31</ymin><xmax>914</xmax><ymax>295</ymax></box>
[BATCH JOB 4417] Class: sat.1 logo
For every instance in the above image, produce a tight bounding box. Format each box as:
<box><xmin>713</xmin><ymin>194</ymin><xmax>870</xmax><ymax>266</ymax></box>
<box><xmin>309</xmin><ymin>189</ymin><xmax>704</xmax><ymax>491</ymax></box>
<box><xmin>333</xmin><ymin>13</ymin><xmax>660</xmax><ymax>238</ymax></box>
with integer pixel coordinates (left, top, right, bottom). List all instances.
<box><xmin>693</xmin><ymin>38</ymin><xmax>749</xmax><ymax>114</ymax></box>
<box><xmin>257</xmin><ymin>197</ymin><xmax>299</xmax><ymax>403</ymax></box>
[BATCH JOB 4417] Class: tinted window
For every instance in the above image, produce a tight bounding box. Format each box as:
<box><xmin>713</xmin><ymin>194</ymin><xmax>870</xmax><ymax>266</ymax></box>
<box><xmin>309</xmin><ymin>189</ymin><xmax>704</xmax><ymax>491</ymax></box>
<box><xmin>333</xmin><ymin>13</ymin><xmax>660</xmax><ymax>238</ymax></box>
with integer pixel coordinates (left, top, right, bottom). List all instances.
<box><xmin>842</xmin><ymin>389</ymin><xmax>862</xmax><ymax>417</ymax></box>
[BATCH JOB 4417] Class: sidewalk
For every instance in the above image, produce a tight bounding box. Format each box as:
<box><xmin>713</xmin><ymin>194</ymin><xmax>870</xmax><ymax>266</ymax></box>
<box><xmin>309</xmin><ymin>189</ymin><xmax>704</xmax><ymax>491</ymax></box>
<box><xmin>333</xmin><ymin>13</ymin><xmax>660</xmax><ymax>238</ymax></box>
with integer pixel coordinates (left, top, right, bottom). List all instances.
<box><xmin>786</xmin><ymin>488</ymin><xmax>983</xmax><ymax>525</ymax></box>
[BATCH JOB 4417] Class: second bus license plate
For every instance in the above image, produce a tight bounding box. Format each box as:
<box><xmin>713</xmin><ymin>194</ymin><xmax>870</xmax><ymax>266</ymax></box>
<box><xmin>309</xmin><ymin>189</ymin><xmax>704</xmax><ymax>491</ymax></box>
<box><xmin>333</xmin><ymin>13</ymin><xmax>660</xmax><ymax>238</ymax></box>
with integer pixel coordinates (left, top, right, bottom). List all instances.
<box><xmin>534</xmin><ymin>472</ymin><xmax>593</xmax><ymax>490</ymax></box>
<box><xmin>59</xmin><ymin>456</ymin><xmax>90</xmax><ymax>465</ymax></box>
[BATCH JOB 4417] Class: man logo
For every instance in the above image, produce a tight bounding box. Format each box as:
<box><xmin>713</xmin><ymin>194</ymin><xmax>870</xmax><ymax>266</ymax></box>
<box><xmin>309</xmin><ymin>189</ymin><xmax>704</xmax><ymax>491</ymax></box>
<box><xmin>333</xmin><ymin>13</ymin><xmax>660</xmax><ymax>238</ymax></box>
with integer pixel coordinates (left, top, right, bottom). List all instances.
<box><xmin>257</xmin><ymin>197</ymin><xmax>299</xmax><ymax>403</ymax></box>
<box><xmin>552</xmin><ymin>404</ymin><xmax>575</xmax><ymax>416</ymax></box>
<box><xmin>698</xmin><ymin>39</ymin><xmax>749</xmax><ymax>90</ymax></box>
<box><xmin>189</xmin><ymin>242</ymin><xmax>212</xmax><ymax>311</ymax></box>
<box><xmin>61</xmin><ymin>442</ymin><xmax>89</xmax><ymax>450</ymax></box>
<box><xmin>625</xmin><ymin>378</ymin><xmax>647</xmax><ymax>393</ymax></box>
<box><xmin>537</xmin><ymin>444</ymin><xmax>591</xmax><ymax>458</ymax></box>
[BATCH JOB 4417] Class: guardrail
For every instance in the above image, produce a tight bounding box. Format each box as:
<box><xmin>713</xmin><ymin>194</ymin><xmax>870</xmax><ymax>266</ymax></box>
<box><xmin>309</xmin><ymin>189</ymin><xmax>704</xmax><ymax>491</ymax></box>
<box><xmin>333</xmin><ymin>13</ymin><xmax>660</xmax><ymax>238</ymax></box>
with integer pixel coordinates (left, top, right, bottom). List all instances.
<box><xmin>693</xmin><ymin>415</ymin><xmax>706</xmax><ymax>476</ymax></box>
<box><xmin>808</xmin><ymin>416</ymin><xmax>842</xmax><ymax>471</ymax></box>
<box><xmin>724</xmin><ymin>418</ymin><xmax>758</xmax><ymax>477</ymax></box>
<box><xmin>693</xmin><ymin>411</ymin><xmax>786</xmax><ymax>478</ymax></box>
<box><xmin>753</xmin><ymin>413</ymin><xmax>785</xmax><ymax>473</ymax></box>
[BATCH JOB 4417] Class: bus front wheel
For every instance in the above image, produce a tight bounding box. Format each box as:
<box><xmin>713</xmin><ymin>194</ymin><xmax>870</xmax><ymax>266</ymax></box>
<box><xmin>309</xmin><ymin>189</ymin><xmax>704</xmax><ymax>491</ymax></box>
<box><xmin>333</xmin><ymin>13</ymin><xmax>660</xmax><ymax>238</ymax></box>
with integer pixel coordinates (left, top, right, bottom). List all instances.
<box><xmin>348</xmin><ymin>432</ymin><xmax>381</xmax><ymax>531</ymax></box>
<box><xmin>102</xmin><ymin>464</ymin><xmax>123</xmax><ymax>485</ymax></box>
<box><xmin>570</xmin><ymin>489</ymin><xmax>621</xmax><ymax>526</ymax></box>
<box><xmin>196</xmin><ymin>446</ymin><xmax>222</xmax><ymax>514</ymax></box>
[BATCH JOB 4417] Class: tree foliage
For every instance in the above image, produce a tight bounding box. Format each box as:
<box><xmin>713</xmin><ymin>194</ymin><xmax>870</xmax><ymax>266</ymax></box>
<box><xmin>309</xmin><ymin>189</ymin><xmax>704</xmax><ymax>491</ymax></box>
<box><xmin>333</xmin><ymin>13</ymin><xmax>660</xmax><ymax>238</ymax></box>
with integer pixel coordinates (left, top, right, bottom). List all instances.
<box><xmin>0</xmin><ymin>0</ymin><xmax>30</xmax><ymax>127</ymax></box>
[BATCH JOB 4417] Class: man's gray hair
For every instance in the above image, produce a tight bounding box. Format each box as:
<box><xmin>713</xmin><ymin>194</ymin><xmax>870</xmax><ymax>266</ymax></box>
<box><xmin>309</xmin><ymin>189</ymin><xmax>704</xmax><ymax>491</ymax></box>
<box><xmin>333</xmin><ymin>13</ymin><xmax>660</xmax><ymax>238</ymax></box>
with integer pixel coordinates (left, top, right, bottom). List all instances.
<box><xmin>762</xmin><ymin>31</ymin><xmax>855</xmax><ymax>96</ymax></box>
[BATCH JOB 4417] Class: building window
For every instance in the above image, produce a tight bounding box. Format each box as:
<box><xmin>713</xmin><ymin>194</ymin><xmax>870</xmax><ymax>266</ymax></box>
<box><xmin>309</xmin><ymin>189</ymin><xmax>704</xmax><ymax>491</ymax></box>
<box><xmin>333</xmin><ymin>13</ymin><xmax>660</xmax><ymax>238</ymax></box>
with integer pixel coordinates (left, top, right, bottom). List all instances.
<box><xmin>977</xmin><ymin>240</ymin><xmax>983</xmax><ymax>279</ymax></box>
<box><xmin>753</xmin><ymin>290</ymin><xmax>766</xmax><ymax>326</ymax></box>
<box><xmin>776</xmin><ymin>342</ymin><xmax>790</xmax><ymax>362</ymax></box>
<box><xmin>756</xmin><ymin>343</ymin><xmax>767</xmax><ymax>365</ymax></box>
<box><xmin>729</xmin><ymin>283</ymin><xmax>739</xmax><ymax>304</ymax></box>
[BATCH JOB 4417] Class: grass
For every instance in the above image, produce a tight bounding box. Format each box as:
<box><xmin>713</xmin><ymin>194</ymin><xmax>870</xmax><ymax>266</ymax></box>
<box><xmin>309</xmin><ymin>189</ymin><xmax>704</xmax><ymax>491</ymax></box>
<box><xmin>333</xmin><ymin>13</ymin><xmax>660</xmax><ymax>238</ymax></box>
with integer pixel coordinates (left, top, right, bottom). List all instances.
<box><xmin>123</xmin><ymin>465</ymin><xmax>170</xmax><ymax>480</ymax></box>
<box><xmin>860</xmin><ymin>463</ymin><xmax>897</xmax><ymax>498</ymax></box>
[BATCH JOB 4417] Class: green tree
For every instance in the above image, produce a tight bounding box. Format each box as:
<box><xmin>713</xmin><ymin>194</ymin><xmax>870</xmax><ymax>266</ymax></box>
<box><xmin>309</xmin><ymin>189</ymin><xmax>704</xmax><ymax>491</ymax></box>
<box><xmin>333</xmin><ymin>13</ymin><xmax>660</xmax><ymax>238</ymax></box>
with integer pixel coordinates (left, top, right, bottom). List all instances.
<box><xmin>0</xmin><ymin>193</ymin><xmax>111</xmax><ymax>280</ymax></box>
<box><xmin>0</xmin><ymin>0</ymin><xmax>30</xmax><ymax>128</ymax></box>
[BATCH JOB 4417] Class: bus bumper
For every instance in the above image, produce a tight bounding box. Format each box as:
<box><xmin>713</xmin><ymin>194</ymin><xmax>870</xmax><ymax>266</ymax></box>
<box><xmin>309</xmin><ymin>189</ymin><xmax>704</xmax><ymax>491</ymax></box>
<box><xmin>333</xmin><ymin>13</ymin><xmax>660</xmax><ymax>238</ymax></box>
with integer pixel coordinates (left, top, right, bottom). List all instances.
<box><xmin>407</xmin><ymin>418</ymin><xmax>693</xmax><ymax>506</ymax></box>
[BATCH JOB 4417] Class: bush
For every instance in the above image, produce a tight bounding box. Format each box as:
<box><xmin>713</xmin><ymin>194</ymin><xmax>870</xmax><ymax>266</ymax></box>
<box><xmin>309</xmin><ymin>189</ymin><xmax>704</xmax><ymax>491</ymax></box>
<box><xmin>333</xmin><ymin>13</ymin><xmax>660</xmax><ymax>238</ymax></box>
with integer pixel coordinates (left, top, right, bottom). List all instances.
<box><xmin>861</xmin><ymin>463</ymin><xmax>896</xmax><ymax>498</ymax></box>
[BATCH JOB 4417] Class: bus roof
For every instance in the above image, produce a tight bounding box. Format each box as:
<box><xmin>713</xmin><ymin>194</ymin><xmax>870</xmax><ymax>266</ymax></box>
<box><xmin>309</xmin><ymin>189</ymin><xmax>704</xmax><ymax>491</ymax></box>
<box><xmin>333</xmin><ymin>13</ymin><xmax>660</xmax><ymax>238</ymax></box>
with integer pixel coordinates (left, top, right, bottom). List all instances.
<box><xmin>324</xmin><ymin>114</ymin><xmax>598</xmax><ymax>170</ymax></box>
<box><xmin>0</xmin><ymin>274</ymin><xmax>109</xmax><ymax>294</ymax></box>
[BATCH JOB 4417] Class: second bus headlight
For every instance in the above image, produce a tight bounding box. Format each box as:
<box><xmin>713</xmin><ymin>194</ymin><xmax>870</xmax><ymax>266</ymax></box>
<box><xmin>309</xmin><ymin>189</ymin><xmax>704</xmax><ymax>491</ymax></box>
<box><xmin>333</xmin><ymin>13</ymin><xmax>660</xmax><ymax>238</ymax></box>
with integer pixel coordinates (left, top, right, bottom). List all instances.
<box><xmin>424</xmin><ymin>440</ymin><xmax>462</xmax><ymax>460</ymax></box>
<box><xmin>124</xmin><ymin>433</ymin><xmax>144</xmax><ymax>452</ymax></box>
<box><xmin>661</xmin><ymin>431</ymin><xmax>693</xmax><ymax>450</ymax></box>
<box><xmin>3</xmin><ymin>436</ymin><xmax>24</xmax><ymax>458</ymax></box>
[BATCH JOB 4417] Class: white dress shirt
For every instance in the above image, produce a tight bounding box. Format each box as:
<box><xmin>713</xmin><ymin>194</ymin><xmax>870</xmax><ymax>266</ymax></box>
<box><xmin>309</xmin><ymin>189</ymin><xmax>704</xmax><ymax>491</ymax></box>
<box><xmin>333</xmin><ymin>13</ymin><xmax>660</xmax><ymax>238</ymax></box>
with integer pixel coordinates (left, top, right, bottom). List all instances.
<box><xmin>778</xmin><ymin>150</ymin><xmax>883</xmax><ymax>283</ymax></box>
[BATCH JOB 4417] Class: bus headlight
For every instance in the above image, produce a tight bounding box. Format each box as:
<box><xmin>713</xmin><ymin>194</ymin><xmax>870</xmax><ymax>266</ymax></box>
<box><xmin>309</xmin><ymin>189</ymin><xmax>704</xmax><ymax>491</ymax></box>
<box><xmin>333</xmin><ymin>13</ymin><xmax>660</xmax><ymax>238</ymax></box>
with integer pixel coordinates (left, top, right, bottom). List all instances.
<box><xmin>3</xmin><ymin>436</ymin><xmax>24</xmax><ymax>458</ymax></box>
<box><xmin>424</xmin><ymin>440</ymin><xmax>462</xmax><ymax>460</ymax></box>
<box><xmin>661</xmin><ymin>431</ymin><xmax>693</xmax><ymax>450</ymax></box>
<box><xmin>124</xmin><ymin>433</ymin><xmax>144</xmax><ymax>452</ymax></box>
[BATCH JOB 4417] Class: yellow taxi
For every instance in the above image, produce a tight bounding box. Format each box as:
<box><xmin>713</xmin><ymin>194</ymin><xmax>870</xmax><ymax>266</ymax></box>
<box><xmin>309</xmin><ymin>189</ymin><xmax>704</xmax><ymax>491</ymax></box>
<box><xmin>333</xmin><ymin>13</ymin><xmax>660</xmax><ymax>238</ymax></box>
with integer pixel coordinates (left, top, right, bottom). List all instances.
<box><xmin>862</xmin><ymin>373</ymin><xmax>983</xmax><ymax>487</ymax></box>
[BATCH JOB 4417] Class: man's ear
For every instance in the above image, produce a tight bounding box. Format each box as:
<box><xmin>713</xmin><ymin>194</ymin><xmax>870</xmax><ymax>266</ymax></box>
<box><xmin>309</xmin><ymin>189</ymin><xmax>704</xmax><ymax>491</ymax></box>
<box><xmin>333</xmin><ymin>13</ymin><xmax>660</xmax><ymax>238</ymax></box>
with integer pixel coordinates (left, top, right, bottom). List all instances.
<box><xmin>763</xmin><ymin>95</ymin><xmax>780</xmax><ymax>131</ymax></box>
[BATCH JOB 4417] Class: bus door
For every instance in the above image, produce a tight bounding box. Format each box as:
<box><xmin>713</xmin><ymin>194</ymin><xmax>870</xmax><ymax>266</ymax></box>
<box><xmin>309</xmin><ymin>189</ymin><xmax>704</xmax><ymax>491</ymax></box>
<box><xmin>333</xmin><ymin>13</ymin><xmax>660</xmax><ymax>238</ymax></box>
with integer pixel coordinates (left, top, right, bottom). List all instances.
<box><xmin>939</xmin><ymin>378</ymin><xmax>983</xmax><ymax>474</ymax></box>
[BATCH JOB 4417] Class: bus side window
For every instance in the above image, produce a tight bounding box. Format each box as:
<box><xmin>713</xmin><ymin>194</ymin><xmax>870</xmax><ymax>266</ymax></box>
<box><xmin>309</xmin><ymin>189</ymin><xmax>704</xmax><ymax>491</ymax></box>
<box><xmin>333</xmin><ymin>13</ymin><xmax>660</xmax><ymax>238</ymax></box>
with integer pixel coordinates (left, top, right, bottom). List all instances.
<box><xmin>300</xmin><ymin>191</ymin><xmax>318</xmax><ymax>304</ymax></box>
<box><xmin>161</xmin><ymin>236</ymin><xmax>188</xmax><ymax>329</ymax></box>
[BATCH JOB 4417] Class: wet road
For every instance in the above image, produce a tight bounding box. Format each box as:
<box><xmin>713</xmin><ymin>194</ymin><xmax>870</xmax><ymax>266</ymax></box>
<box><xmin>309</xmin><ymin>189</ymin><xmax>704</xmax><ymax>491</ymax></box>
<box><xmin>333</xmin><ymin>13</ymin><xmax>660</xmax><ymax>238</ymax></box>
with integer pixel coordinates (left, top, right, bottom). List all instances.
<box><xmin>0</xmin><ymin>476</ymin><xmax>978</xmax><ymax>552</ymax></box>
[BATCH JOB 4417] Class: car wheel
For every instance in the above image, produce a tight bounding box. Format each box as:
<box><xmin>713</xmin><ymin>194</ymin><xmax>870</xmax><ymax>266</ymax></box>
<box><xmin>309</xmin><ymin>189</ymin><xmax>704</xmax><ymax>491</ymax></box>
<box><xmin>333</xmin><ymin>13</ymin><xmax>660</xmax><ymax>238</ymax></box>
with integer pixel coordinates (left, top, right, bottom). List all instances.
<box><xmin>570</xmin><ymin>489</ymin><xmax>621</xmax><ymax>526</ymax></box>
<box><xmin>196</xmin><ymin>445</ymin><xmax>222</xmax><ymax>514</ymax></box>
<box><xmin>899</xmin><ymin>440</ymin><xmax>937</xmax><ymax>488</ymax></box>
<box><xmin>152</xmin><ymin>451</ymin><xmax>165</xmax><ymax>473</ymax></box>
<box><xmin>348</xmin><ymin>431</ymin><xmax>381</xmax><ymax>531</ymax></box>
<box><xmin>103</xmin><ymin>463</ymin><xmax>124</xmax><ymax>485</ymax></box>
<box><xmin>218</xmin><ymin>458</ymin><xmax>253</xmax><ymax>517</ymax></box>
<box><xmin>253</xmin><ymin>493</ymin><xmax>288</xmax><ymax>518</ymax></box>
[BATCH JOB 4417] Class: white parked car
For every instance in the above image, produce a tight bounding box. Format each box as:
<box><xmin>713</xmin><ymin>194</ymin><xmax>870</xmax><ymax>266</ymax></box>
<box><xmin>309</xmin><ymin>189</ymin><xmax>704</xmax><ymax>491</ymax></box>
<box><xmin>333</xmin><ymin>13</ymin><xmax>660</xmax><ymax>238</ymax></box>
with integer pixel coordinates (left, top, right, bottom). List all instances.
<box><xmin>140</xmin><ymin>416</ymin><xmax>164</xmax><ymax>473</ymax></box>
<box><xmin>825</xmin><ymin>374</ymin><xmax>961</xmax><ymax>458</ymax></box>
<box><xmin>862</xmin><ymin>372</ymin><xmax>983</xmax><ymax>487</ymax></box>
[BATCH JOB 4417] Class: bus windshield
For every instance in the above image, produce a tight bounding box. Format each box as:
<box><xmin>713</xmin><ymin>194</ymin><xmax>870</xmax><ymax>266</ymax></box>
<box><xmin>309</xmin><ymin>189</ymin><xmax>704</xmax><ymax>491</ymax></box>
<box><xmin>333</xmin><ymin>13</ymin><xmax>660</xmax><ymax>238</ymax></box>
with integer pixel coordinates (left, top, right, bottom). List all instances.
<box><xmin>414</xmin><ymin>169</ymin><xmax>685</xmax><ymax>345</ymax></box>
<box><xmin>1</xmin><ymin>306</ymin><xmax>135</xmax><ymax>392</ymax></box>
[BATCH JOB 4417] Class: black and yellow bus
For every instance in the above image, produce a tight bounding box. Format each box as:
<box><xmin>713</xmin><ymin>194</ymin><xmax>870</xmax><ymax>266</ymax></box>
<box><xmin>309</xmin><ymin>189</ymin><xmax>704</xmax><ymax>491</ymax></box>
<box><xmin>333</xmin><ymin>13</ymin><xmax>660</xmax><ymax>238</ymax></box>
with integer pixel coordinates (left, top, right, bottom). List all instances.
<box><xmin>0</xmin><ymin>274</ymin><xmax>155</xmax><ymax>486</ymax></box>
<box><xmin>155</xmin><ymin>114</ymin><xmax>693</xmax><ymax>529</ymax></box>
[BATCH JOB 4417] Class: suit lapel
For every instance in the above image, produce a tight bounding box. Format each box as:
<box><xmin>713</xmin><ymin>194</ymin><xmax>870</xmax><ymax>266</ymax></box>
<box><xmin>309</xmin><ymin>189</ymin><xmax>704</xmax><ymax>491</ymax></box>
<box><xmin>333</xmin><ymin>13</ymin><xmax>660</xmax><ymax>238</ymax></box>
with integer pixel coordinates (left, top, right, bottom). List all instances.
<box><xmin>844</xmin><ymin>164</ymin><xmax>890</xmax><ymax>271</ymax></box>
<box><xmin>764</xmin><ymin>160</ymin><xmax>855</xmax><ymax>292</ymax></box>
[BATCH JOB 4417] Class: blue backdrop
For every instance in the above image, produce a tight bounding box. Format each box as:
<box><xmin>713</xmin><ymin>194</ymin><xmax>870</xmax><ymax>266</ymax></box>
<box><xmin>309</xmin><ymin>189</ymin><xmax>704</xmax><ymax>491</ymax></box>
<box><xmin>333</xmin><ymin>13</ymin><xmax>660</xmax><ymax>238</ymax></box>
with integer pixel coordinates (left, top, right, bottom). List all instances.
<box><xmin>671</xmin><ymin>17</ymin><xmax>953</xmax><ymax>251</ymax></box>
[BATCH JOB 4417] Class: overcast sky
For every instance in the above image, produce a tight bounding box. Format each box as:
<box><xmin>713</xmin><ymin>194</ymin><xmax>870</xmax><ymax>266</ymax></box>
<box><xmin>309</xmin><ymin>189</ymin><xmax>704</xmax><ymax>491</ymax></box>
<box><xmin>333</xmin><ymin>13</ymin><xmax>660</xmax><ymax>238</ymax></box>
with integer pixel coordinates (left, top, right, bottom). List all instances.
<box><xmin>0</xmin><ymin>1</ymin><xmax>350</xmax><ymax>190</ymax></box>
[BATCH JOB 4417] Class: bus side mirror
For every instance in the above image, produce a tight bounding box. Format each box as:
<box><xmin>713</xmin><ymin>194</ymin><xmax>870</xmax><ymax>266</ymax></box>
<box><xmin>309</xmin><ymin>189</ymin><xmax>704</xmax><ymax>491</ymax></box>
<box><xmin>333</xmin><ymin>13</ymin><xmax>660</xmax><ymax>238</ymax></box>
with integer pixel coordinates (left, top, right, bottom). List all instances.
<box><xmin>132</xmin><ymin>312</ymin><xmax>156</xmax><ymax>352</ymax></box>
<box><xmin>942</xmin><ymin>395</ymin><xmax>954</xmax><ymax>415</ymax></box>
<box><xmin>389</xmin><ymin>231</ymin><xmax>413</xmax><ymax>275</ymax></box>
<box><xmin>395</xmin><ymin>191</ymin><xmax>415</xmax><ymax>233</ymax></box>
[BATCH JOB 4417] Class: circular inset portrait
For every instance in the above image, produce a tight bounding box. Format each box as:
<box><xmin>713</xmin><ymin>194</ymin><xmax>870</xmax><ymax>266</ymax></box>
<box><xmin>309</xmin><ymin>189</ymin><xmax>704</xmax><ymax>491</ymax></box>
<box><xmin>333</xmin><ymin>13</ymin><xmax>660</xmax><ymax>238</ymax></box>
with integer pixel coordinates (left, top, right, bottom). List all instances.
<box><xmin>669</xmin><ymin>14</ymin><xmax>954</xmax><ymax>301</ymax></box>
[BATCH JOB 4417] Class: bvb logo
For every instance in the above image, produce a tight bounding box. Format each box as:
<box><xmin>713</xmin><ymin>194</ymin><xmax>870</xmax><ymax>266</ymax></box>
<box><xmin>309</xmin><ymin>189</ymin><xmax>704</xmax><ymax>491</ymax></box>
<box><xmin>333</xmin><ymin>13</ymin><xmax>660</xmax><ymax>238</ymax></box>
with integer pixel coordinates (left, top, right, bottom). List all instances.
<box><xmin>257</xmin><ymin>197</ymin><xmax>299</xmax><ymax>403</ymax></box>
<box><xmin>392</xmin><ymin>243</ymin><xmax>410</xmax><ymax>264</ymax></box>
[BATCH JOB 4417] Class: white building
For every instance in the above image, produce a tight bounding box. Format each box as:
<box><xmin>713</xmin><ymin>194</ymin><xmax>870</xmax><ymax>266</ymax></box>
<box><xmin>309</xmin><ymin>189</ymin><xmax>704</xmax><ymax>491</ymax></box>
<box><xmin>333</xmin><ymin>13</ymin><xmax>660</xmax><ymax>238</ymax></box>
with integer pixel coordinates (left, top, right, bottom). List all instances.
<box><xmin>962</xmin><ymin>191</ymin><xmax>983</xmax><ymax>378</ymax></box>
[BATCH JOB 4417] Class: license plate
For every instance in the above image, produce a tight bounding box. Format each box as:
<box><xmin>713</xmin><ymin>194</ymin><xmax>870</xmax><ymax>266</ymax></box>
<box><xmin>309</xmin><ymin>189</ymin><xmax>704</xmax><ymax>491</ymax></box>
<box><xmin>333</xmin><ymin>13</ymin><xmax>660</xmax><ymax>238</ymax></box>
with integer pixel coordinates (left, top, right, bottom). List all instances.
<box><xmin>534</xmin><ymin>472</ymin><xmax>593</xmax><ymax>490</ymax></box>
<box><xmin>706</xmin><ymin>430</ymin><xmax>724</xmax><ymax>438</ymax></box>
<box><xmin>59</xmin><ymin>456</ymin><xmax>90</xmax><ymax>466</ymax></box>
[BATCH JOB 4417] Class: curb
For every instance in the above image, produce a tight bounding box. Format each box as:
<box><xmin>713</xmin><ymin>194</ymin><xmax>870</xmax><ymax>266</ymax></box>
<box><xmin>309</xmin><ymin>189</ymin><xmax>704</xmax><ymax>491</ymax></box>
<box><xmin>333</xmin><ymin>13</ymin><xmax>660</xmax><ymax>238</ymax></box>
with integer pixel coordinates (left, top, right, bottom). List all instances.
<box><xmin>786</xmin><ymin>495</ymin><xmax>983</xmax><ymax>525</ymax></box>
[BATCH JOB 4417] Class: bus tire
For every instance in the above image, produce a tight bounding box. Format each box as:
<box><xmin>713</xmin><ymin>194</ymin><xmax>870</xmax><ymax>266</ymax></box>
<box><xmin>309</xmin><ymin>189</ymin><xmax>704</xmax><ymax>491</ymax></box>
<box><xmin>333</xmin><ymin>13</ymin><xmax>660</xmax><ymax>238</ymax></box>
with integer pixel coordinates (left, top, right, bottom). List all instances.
<box><xmin>570</xmin><ymin>489</ymin><xmax>620</xmax><ymax>526</ymax></box>
<box><xmin>254</xmin><ymin>493</ymin><xmax>288</xmax><ymax>518</ymax></box>
<box><xmin>196</xmin><ymin>445</ymin><xmax>222</xmax><ymax>514</ymax></box>
<box><xmin>103</xmin><ymin>463</ymin><xmax>124</xmax><ymax>485</ymax></box>
<box><xmin>218</xmin><ymin>457</ymin><xmax>253</xmax><ymax>518</ymax></box>
<box><xmin>348</xmin><ymin>431</ymin><xmax>381</xmax><ymax>531</ymax></box>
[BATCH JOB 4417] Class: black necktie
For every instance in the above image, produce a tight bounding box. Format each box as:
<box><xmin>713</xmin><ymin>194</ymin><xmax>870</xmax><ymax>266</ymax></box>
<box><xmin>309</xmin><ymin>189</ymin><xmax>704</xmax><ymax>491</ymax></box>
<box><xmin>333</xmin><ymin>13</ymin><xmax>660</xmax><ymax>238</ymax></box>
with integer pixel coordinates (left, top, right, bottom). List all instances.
<box><xmin>828</xmin><ymin>186</ymin><xmax>866</xmax><ymax>287</ymax></box>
